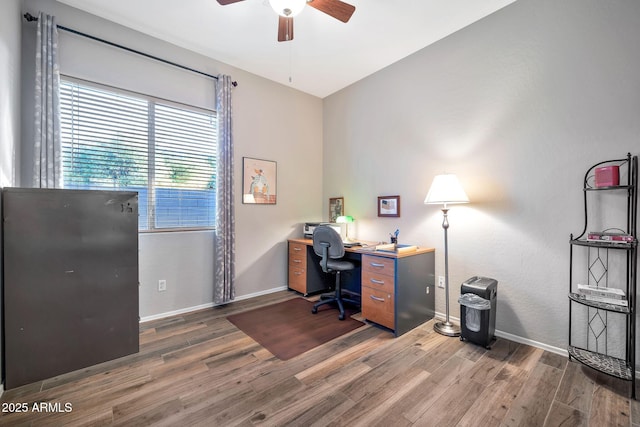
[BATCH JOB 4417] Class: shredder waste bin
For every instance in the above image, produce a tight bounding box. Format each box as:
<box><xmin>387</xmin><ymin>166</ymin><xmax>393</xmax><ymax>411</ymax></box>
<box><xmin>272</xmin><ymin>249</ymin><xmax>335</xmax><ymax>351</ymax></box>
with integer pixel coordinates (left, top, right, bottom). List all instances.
<box><xmin>458</xmin><ymin>276</ymin><xmax>497</xmax><ymax>349</ymax></box>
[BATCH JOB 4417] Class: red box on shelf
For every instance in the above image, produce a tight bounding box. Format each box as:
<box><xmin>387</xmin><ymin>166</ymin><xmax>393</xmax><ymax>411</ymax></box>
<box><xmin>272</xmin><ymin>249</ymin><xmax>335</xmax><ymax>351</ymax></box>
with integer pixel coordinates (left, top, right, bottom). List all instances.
<box><xmin>595</xmin><ymin>165</ymin><xmax>620</xmax><ymax>188</ymax></box>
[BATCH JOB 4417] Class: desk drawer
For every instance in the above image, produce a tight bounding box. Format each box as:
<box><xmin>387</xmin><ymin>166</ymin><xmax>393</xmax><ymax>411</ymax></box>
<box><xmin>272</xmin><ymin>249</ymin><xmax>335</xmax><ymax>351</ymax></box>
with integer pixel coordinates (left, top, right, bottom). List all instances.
<box><xmin>288</xmin><ymin>266</ymin><xmax>306</xmax><ymax>294</ymax></box>
<box><xmin>362</xmin><ymin>255</ymin><xmax>395</xmax><ymax>276</ymax></box>
<box><xmin>362</xmin><ymin>270</ymin><xmax>394</xmax><ymax>294</ymax></box>
<box><xmin>362</xmin><ymin>286</ymin><xmax>394</xmax><ymax>330</ymax></box>
<box><xmin>289</xmin><ymin>243</ymin><xmax>307</xmax><ymax>268</ymax></box>
<box><xmin>289</xmin><ymin>252</ymin><xmax>306</xmax><ymax>269</ymax></box>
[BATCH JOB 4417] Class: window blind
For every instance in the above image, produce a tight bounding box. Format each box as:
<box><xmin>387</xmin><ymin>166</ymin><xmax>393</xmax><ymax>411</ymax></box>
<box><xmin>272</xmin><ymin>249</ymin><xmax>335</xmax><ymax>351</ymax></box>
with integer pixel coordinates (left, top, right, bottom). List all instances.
<box><xmin>60</xmin><ymin>79</ymin><xmax>217</xmax><ymax>231</ymax></box>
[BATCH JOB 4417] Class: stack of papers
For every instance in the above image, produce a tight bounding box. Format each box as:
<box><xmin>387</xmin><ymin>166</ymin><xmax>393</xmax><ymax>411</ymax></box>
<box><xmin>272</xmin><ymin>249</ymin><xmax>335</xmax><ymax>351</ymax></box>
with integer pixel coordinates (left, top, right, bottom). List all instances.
<box><xmin>376</xmin><ymin>244</ymin><xmax>417</xmax><ymax>253</ymax></box>
<box><xmin>576</xmin><ymin>284</ymin><xmax>627</xmax><ymax>306</ymax></box>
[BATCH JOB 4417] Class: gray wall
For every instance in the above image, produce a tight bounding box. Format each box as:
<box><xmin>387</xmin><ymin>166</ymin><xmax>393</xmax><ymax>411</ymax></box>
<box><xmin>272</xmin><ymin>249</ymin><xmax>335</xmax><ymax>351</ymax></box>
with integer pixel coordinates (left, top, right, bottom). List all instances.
<box><xmin>323</xmin><ymin>0</ymin><xmax>640</xmax><ymax>352</ymax></box>
<box><xmin>0</xmin><ymin>0</ymin><xmax>22</xmax><ymax>393</ymax></box>
<box><xmin>20</xmin><ymin>0</ymin><xmax>323</xmax><ymax>319</ymax></box>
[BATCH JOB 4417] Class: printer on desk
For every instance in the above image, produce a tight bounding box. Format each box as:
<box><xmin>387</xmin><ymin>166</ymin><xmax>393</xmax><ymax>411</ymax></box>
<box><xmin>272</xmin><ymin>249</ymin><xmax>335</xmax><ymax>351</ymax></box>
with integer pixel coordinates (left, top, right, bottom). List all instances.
<box><xmin>303</xmin><ymin>222</ymin><xmax>341</xmax><ymax>239</ymax></box>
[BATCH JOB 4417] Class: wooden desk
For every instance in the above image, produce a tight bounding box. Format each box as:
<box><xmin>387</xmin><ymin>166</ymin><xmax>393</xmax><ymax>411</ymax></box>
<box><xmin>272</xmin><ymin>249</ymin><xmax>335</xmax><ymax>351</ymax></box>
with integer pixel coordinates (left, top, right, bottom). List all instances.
<box><xmin>287</xmin><ymin>238</ymin><xmax>435</xmax><ymax>336</ymax></box>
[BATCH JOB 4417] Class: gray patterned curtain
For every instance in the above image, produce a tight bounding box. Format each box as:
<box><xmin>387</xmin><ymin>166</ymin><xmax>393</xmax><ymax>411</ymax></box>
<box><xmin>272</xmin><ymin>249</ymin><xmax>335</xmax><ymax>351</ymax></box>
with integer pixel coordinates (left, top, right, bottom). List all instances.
<box><xmin>33</xmin><ymin>12</ymin><xmax>61</xmax><ymax>188</ymax></box>
<box><xmin>214</xmin><ymin>75</ymin><xmax>235</xmax><ymax>304</ymax></box>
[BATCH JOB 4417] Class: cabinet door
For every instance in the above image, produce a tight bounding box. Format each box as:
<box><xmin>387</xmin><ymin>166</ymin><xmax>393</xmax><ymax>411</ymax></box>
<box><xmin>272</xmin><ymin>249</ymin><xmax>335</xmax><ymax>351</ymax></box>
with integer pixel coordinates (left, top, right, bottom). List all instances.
<box><xmin>288</xmin><ymin>266</ymin><xmax>306</xmax><ymax>293</ymax></box>
<box><xmin>2</xmin><ymin>188</ymin><xmax>139</xmax><ymax>389</ymax></box>
<box><xmin>362</xmin><ymin>286</ymin><xmax>394</xmax><ymax>330</ymax></box>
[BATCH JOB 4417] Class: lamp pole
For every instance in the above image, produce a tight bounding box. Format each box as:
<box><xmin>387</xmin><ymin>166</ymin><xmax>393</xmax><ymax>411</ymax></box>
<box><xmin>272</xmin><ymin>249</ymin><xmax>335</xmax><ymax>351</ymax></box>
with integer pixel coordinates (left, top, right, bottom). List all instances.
<box><xmin>434</xmin><ymin>205</ymin><xmax>461</xmax><ymax>336</ymax></box>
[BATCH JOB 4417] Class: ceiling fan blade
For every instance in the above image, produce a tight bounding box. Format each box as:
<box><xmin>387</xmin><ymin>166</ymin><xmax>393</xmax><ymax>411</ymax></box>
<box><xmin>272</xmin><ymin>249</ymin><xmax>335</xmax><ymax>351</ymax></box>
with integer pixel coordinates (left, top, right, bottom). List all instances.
<box><xmin>216</xmin><ymin>0</ymin><xmax>245</xmax><ymax>5</ymax></box>
<box><xmin>307</xmin><ymin>0</ymin><xmax>355</xmax><ymax>23</ymax></box>
<box><xmin>277</xmin><ymin>16</ymin><xmax>294</xmax><ymax>42</ymax></box>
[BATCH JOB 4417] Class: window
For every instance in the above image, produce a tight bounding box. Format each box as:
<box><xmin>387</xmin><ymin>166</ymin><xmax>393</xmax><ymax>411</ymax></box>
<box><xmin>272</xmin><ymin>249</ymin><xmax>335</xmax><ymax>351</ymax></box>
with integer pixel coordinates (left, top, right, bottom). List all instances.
<box><xmin>60</xmin><ymin>78</ymin><xmax>217</xmax><ymax>231</ymax></box>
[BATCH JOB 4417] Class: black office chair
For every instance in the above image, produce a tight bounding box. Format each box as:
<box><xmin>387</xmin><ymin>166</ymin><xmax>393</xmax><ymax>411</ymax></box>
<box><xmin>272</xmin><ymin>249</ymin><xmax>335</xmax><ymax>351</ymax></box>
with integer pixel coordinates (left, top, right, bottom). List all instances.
<box><xmin>311</xmin><ymin>226</ymin><xmax>359</xmax><ymax>320</ymax></box>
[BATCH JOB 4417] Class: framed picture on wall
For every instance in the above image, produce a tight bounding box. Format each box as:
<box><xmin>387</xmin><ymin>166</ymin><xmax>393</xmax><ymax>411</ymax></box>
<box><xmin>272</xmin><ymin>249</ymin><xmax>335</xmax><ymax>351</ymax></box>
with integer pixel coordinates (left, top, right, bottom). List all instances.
<box><xmin>378</xmin><ymin>195</ymin><xmax>400</xmax><ymax>217</ymax></box>
<box><xmin>329</xmin><ymin>197</ymin><xmax>344</xmax><ymax>222</ymax></box>
<box><xmin>243</xmin><ymin>157</ymin><xmax>277</xmax><ymax>204</ymax></box>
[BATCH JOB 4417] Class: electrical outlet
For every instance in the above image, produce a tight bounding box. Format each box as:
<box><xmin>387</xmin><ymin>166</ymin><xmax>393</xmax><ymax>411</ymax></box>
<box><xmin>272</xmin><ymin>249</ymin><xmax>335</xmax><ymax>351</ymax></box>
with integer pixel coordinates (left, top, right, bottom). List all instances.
<box><xmin>426</xmin><ymin>286</ymin><xmax>430</xmax><ymax>294</ymax></box>
<box><xmin>158</xmin><ymin>279</ymin><xmax>167</xmax><ymax>292</ymax></box>
<box><xmin>438</xmin><ymin>276</ymin><xmax>445</xmax><ymax>288</ymax></box>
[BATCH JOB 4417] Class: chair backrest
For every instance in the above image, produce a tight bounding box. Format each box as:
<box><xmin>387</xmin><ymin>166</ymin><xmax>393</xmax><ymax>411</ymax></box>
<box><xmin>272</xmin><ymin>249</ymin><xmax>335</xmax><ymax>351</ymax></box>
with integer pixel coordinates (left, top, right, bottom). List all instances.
<box><xmin>312</xmin><ymin>226</ymin><xmax>345</xmax><ymax>272</ymax></box>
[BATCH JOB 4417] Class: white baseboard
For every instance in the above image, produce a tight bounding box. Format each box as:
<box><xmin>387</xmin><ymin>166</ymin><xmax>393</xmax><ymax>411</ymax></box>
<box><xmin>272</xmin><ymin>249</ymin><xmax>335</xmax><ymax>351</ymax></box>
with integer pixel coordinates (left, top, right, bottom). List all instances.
<box><xmin>434</xmin><ymin>312</ymin><xmax>568</xmax><ymax>357</ymax></box>
<box><xmin>140</xmin><ymin>302</ymin><xmax>215</xmax><ymax>323</ymax></box>
<box><xmin>495</xmin><ymin>329</ymin><xmax>568</xmax><ymax>357</ymax></box>
<box><xmin>139</xmin><ymin>286</ymin><xmax>288</xmax><ymax>323</ymax></box>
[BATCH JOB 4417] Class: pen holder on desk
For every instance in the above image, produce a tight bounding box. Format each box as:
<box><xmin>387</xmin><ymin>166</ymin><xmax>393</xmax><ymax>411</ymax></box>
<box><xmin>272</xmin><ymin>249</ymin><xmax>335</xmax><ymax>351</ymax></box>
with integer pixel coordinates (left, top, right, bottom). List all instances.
<box><xmin>390</xmin><ymin>236</ymin><xmax>397</xmax><ymax>249</ymax></box>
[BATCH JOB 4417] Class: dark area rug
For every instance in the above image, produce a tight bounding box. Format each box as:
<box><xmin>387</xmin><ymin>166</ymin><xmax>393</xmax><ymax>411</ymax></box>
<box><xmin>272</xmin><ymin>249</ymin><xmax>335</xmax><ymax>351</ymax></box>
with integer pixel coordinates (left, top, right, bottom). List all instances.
<box><xmin>226</xmin><ymin>297</ymin><xmax>363</xmax><ymax>360</ymax></box>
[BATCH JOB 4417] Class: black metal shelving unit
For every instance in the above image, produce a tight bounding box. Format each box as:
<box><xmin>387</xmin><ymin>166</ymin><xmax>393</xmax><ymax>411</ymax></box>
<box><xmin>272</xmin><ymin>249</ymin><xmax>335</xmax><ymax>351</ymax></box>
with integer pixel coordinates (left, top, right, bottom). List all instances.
<box><xmin>568</xmin><ymin>153</ymin><xmax>638</xmax><ymax>398</ymax></box>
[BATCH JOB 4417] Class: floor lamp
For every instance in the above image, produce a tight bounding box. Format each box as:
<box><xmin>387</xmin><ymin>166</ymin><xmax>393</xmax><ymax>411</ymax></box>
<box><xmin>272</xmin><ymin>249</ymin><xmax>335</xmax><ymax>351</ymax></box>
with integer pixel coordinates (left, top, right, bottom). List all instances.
<box><xmin>425</xmin><ymin>174</ymin><xmax>469</xmax><ymax>337</ymax></box>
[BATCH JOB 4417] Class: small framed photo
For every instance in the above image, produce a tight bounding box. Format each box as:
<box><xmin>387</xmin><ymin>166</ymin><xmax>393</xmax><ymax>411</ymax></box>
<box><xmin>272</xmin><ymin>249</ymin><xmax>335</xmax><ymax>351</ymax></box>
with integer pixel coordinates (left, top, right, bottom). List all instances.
<box><xmin>378</xmin><ymin>195</ymin><xmax>400</xmax><ymax>217</ymax></box>
<box><xmin>243</xmin><ymin>157</ymin><xmax>277</xmax><ymax>204</ymax></box>
<box><xmin>329</xmin><ymin>197</ymin><xmax>344</xmax><ymax>222</ymax></box>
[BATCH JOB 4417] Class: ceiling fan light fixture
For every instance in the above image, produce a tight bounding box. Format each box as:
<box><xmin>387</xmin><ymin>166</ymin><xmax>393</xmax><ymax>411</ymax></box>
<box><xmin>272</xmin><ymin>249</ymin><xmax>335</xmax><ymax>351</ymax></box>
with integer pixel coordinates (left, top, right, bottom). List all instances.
<box><xmin>269</xmin><ymin>0</ymin><xmax>307</xmax><ymax>17</ymax></box>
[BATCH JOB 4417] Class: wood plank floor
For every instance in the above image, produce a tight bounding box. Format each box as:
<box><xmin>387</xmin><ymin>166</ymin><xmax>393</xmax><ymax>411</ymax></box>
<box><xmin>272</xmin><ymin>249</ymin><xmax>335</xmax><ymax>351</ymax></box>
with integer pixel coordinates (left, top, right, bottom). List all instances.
<box><xmin>1</xmin><ymin>290</ymin><xmax>638</xmax><ymax>426</ymax></box>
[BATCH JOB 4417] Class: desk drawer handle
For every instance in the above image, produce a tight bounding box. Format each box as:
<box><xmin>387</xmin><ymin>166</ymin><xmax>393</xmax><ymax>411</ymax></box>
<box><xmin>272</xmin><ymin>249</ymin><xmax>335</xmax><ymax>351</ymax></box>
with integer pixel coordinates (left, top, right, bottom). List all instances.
<box><xmin>370</xmin><ymin>278</ymin><xmax>385</xmax><ymax>285</ymax></box>
<box><xmin>369</xmin><ymin>262</ymin><xmax>385</xmax><ymax>268</ymax></box>
<box><xmin>370</xmin><ymin>295</ymin><xmax>385</xmax><ymax>302</ymax></box>
<box><xmin>294</xmin><ymin>271</ymin><xmax>303</xmax><ymax>276</ymax></box>
<box><xmin>293</xmin><ymin>259</ymin><xmax>302</xmax><ymax>263</ymax></box>
<box><xmin>293</xmin><ymin>247</ymin><xmax>302</xmax><ymax>251</ymax></box>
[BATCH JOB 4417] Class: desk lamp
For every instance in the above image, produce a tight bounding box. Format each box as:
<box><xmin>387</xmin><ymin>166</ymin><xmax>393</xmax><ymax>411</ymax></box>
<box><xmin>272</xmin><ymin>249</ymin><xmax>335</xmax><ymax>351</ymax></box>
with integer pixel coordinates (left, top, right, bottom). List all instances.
<box><xmin>336</xmin><ymin>215</ymin><xmax>355</xmax><ymax>242</ymax></box>
<box><xmin>424</xmin><ymin>174</ymin><xmax>469</xmax><ymax>337</ymax></box>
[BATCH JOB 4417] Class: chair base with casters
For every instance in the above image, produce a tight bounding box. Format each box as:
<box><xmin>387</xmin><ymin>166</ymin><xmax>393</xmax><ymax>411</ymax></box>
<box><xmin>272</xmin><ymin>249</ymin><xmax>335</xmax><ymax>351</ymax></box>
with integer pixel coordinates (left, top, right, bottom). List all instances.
<box><xmin>312</xmin><ymin>268</ymin><xmax>359</xmax><ymax>320</ymax></box>
<box><xmin>311</xmin><ymin>226</ymin><xmax>360</xmax><ymax>320</ymax></box>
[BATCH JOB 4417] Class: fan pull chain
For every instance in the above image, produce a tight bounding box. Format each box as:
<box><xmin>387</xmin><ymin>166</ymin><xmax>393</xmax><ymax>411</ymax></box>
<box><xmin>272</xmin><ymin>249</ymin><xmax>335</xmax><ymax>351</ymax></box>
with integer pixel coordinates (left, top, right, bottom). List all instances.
<box><xmin>288</xmin><ymin>42</ymin><xmax>293</xmax><ymax>83</ymax></box>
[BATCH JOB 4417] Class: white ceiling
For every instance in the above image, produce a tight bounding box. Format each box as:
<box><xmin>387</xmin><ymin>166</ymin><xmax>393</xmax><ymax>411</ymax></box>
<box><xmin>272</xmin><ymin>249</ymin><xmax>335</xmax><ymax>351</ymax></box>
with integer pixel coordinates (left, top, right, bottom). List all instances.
<box><xmin>57</xmin><ymin>0</ymin><xmax>516</xmax><ymax>98</ymax></box>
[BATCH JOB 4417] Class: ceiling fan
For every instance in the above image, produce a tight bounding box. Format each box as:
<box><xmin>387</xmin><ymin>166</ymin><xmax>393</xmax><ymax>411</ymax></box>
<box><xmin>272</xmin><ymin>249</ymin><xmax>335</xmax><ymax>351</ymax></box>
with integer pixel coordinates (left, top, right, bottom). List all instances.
<box><xmin>216</xmin><ymin>0</ymin><xmax>356</xmax><ymax>42</ymax></box>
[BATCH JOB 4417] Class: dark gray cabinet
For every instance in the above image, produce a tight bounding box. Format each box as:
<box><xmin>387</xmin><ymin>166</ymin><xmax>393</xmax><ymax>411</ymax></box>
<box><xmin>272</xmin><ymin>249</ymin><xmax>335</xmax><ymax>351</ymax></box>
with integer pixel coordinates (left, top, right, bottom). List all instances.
<box><xmin>2</xmin><ymin>188</ymin><xmax>139</xmax><ymax>389</ymax></box>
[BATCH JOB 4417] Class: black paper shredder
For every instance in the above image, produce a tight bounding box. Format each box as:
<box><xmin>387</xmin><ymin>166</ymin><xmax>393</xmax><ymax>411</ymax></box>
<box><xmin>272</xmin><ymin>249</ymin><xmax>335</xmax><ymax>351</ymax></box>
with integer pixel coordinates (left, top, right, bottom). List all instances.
<box><xmin>459</xmin><ymin>276</ymin><xmax>498</xmax><ymax>349</ymax></box>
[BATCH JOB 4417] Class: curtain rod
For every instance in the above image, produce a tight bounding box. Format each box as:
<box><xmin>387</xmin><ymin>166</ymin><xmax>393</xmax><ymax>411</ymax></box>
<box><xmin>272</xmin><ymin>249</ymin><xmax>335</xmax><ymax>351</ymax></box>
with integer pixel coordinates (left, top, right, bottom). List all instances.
<box><xmin>23</xmin><ymin>12</ymin><xmax>238</xmax><ymax>87</ymax></box>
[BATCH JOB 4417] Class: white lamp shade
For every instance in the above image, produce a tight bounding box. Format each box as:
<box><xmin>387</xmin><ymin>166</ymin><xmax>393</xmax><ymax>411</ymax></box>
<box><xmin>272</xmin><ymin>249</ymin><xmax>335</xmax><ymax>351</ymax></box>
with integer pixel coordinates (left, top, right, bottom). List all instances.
<box><xmin>269</xmin><ymin>0</ymin><xmax>307</xmax><ymax>17</ymax></box>
<box><xmin>424</xmin><ymin>174</ymin><xmax>469</xmax><ymax>205</ymax></box>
